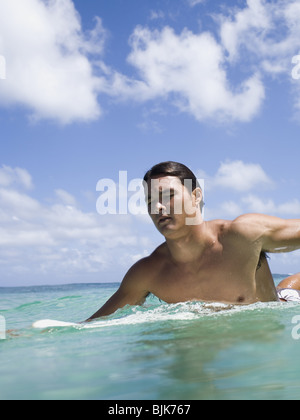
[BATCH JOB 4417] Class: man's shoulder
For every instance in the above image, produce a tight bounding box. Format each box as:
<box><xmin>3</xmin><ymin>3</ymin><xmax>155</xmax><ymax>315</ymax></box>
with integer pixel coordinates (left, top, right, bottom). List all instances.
<box><xmin>124</xmin><ymin>243</ymin><xmax>167</xmax><ymax>283</ymax></box>
<box><xmin>206</xmin><ymin>218</ymin><xmax>231</xmax><ymax>234</ymax></box>
<box><xmin>224</xmin><ymin>213</ymin><xmax>271</xmax><ymax>238</ymax></box>
<box><xmin>207</xmin><ymin>213</ymin><xmax>270</xmax><ymax>238</ymax></box>
<box><xmin>209</xmin><ymin>213</ymin><xmax>264</xmax><ymax>226</ymax></box>
<box><xmin>231</xmin><ymin>213</ymin><xmax>272</xmax><ymax>227</ymax></box>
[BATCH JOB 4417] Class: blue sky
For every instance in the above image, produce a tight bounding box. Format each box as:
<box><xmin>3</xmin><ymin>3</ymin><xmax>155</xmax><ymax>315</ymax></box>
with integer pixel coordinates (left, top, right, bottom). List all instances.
<box><xmin>0</xmin><ymin>0</ymin><xmax>300</xmax><ymax>286</ymax></box>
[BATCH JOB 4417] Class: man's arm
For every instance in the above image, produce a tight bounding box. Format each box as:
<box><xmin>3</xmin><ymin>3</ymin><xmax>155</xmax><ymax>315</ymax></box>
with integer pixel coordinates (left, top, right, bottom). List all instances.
<box><xmin>234</xmin><ymin>214</ymin><xmax>300</xmax><ymax>253</ymax></box>
<box><xmin>85</xmin><ymin>258</ymin><xmax>151</xmax><ymax>321</ymax></box>
<box><xmin>260</xmin><ymin>215</ymin><xmax>300</xmax><ymax>253</ymax></box>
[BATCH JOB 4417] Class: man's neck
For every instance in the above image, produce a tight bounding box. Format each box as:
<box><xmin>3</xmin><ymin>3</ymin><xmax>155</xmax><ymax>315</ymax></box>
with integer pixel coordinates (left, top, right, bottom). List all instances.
<box><xmin>165</xmin><ymin>221</ymin><xmax>213</xmax><ymax>265</ymax></box>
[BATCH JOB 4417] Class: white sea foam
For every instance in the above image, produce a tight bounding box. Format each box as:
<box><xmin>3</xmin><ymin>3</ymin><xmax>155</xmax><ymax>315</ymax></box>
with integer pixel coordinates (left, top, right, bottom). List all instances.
<box><xmin>33</xmin><ymin>300</ymin><xmax>293</xmax><ymax>331</ymax></box>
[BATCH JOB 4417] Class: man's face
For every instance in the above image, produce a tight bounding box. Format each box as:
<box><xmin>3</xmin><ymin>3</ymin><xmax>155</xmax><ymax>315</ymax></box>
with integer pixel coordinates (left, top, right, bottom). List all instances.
<box><xmin>145</xmin><ymin>176</ymin><xmax>197</xmax><ymax>236</ymax></box>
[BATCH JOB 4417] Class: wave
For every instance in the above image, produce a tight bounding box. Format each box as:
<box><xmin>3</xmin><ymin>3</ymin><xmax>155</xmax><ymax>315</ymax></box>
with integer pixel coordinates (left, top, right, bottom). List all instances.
<box><xmin>16</xmin><ymin>301</ymin><xmax>43</xmax><ymax>311</ymax></box>
<box><xmin>33</xmin><ymin>300</ymin><xmax>295</xmax><ymax>331</ymax></box>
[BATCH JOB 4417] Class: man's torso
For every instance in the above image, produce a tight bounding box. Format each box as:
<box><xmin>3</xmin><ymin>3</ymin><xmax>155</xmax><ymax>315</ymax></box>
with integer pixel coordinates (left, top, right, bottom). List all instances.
<box><xmin>144</xmin><ymin>220</ymin><xmax>278</xmax><ymax>305</ymax></box>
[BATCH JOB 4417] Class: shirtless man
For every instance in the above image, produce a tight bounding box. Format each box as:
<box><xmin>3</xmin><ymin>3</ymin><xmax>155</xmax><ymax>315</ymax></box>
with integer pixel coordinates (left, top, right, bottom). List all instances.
<box><xmin>87</xmin><ymin>161</ymin><xmax>300</xmax><ymax>320</ymax></box>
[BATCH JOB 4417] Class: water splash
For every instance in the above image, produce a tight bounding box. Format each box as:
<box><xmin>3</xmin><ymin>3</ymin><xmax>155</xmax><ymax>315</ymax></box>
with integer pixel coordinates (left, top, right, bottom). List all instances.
<box><xmin>32</xmin><ymin>300</ymin><xmax>294</xmax><ymax>331</ymax></box>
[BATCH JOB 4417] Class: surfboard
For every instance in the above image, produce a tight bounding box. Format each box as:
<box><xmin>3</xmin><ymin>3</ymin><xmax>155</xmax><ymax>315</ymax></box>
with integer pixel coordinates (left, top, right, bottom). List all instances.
<box><xmin>32</xmin><ymin>319</ymin><xmax>79</xmax><ymax>329</ymax></box>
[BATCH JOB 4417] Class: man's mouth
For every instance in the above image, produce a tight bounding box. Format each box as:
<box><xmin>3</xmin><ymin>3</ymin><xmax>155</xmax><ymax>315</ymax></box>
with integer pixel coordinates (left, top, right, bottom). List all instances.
<box><xmin>158</xmin><ymin>216</ymin><xmax>172</xmax><ymax>225</ymax></box>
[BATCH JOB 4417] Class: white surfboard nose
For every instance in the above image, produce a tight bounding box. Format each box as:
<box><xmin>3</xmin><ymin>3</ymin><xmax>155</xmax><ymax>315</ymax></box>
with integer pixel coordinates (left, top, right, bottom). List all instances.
<box><xmin>32</xmin><ymin>320</ymin><xmax>78</xmax><ymax>329</ymax></box>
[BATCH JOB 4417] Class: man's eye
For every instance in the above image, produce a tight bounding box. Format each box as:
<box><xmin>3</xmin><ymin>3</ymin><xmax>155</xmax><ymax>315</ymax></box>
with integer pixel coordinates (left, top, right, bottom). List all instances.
<box><xmin>162</xmin><ymin>193</ymin><xmax>174</xmax><ymax>200</ymax></box>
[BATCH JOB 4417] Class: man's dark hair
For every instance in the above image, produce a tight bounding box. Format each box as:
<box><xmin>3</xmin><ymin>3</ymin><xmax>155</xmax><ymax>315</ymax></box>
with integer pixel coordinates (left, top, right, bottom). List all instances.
<box><xmin>143</xmin><ymin>161</ymin><xmax>204</xmax><ymax>212</ymax></box>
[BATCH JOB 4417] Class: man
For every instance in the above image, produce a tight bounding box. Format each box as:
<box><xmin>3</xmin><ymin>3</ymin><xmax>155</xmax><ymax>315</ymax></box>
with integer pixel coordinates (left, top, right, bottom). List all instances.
<box><xmin>87</xmin><ymin>161</ymin><xmax>300</xmax><ymax>321</ymax></box>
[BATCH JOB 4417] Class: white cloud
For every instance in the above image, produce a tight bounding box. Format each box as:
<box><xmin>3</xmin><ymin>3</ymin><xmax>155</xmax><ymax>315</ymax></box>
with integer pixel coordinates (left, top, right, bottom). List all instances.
<box><xmin>219</xmin><ymin>0</ymin><xmax>272</xmax><ymax>63</ymax></box>
<box><xmin>113</xmin><ymin>0</ymin><xmax>300</xmax><ymax>123</ymax></box>
<box><xmin>242</xmin><ymin>195</ymin><xmax>300</xmax><ymax>215</ymax></box>
<box><xmin>149</xmin><ymin>10</ymin><xmax>165</xmax><ymax>20</ymax></box>
<box><xmin>219</xmin><ymin>0</ymin><xmax>300</xmax><ymax>74</ymax></box>
<box><xmin>205</xmin><ymin>190</ymin><xmax>300</xmax><ymax>221</ymax></box>
<box><xmin>278</xmin><ymin>199</ymin><xmax>300</xmax><ymax>215</ymax></box>
<box><xmin>0</xmin><ymin>165</ymin><xmax>33</xmax><ymax>189</ymax></box>
<box><xmin>0</xmin><ymin>166</ymin><xmax>151</xmax><ymax>284</ymax></box>
<box><xmin>121</xmin><ymin>26</ymin><xmax>265</xmax><ymax>123</ymax></box>
<box><xmin>187</xmin><ymin>0</ymin><xmax>205</xmax><ymax>6</ymax></box>
<box><xmin>197</xmin><ymin>160</ymin><xmax>296</xmax><ymax>219</ymax></box>
<box><xmin>242</xmin><ymin>194</ymin><xmax>276</xmax><ymax>214</ymax></box>
<box><xmin>0</xmin><ymin>0</ymin><xmax>300</xmax><ymax>125</ymax></box>
<box><xmin>214</xmin><ymin>160</ymin><xmax>273</xmax><ymax>191</ymax></box>
<box><xmin>0</xmin><ymin>0</ymin><xmax>106</xmax><ymax>124</ymax></box>
<box><xmin>220</xmin><ymin>200</ymin><xmax>243</xmax><ymax>217</ymax></box>
<box><xmin>206</xmin><ymin>191</ymin><xmax>300</xmax><ymax>220</ymax></box>
<box><xmin>202</xmin><ymin>160</ymin><xmax>273</xmax><ymax>192</ymax></box>
<box><xmin>0</xmin><ymin>188</ymin><xmax>41</xmax><ymax>221</ymax></box>
<box><xmin>55</xmin><ymin>189</ymin><xmax>77</xmax><ymax>206</ymax></box>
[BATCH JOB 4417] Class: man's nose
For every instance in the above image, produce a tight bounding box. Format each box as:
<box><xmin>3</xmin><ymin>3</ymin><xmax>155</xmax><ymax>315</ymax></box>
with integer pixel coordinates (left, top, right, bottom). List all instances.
<box><xmin>154</xmin><ymin>201</ymin><xmax>167</xmax><ymax>214</ymax></box>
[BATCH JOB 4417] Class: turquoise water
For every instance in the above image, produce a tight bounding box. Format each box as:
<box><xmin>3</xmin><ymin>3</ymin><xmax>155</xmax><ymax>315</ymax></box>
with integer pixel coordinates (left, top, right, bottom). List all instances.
<box><xmin>1</xmin><ymin>276</ymin><xmax>300</xmax><ymax>400</ymax></box>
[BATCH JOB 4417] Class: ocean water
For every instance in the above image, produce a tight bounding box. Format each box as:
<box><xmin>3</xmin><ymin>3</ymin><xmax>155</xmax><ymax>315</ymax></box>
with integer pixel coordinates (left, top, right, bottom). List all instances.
<box><xmin>1</xmin><ymin>276</ymin><xmax>300</xmax><ymax>400</ymax></box>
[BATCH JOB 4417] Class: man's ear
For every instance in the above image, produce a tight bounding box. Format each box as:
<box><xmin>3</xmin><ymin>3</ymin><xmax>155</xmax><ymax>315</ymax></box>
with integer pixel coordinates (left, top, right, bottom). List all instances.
<box><xmin>192</xmin><ymin>187</ymin><xmax>202</xmax><ymax>207</ymax></box>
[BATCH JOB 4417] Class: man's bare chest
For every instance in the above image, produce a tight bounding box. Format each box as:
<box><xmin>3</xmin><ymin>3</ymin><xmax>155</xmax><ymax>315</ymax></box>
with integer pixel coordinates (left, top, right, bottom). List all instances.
<box><xmin>149</xmin><ymin>246</ymin><xmax>257</xmax><ymax>304</ymax></box>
